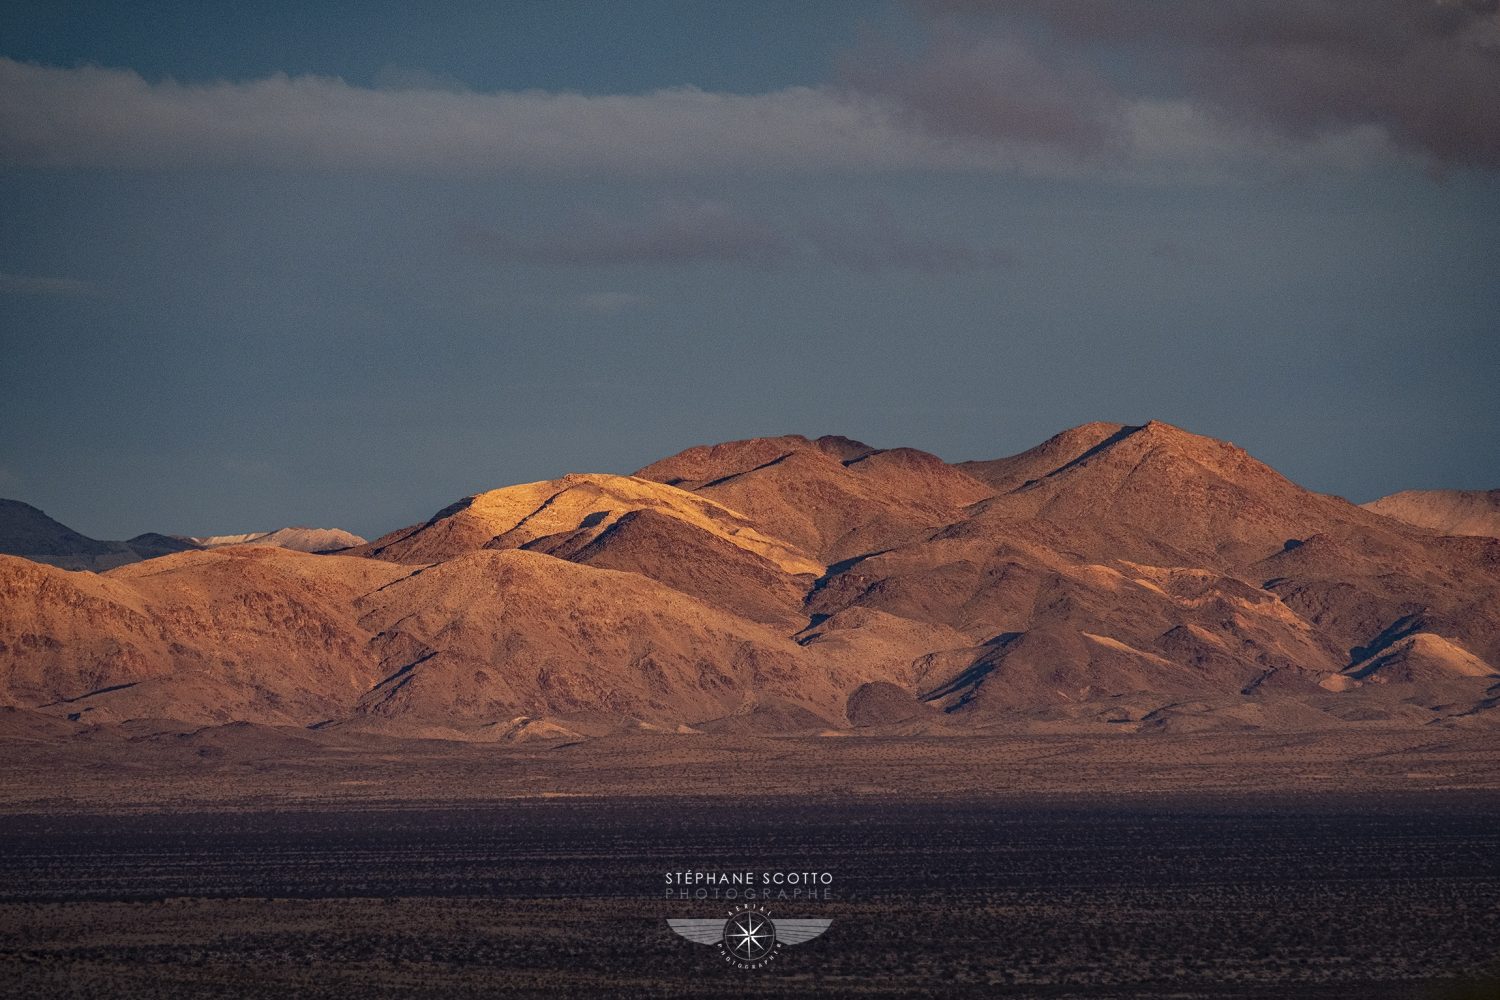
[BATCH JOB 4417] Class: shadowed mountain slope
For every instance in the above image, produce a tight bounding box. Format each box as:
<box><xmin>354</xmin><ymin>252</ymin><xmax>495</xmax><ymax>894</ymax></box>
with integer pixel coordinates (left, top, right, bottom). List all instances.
<box><xmin>0</xmin><ymin>499</ymin><xmax>201</xmax><ymax>571</ymax></box>
<box><xmin>352</xmin><ymin>473</ymin><xmax>820</xmax><ymax>574</ymax></box>
<box><xmin>635</xmin><ymin>434</ymin><xmax>993</xmax><ymax>562</ymax></box>
<box><xmin>529</xmin><ymin>507</ymin><xmax>809</xmax><ymax>627</ymax></box>
<box><xmin>955</xmin><ymin>421</ymin><xmax>1129</xmax><ymax>493</ymax></box>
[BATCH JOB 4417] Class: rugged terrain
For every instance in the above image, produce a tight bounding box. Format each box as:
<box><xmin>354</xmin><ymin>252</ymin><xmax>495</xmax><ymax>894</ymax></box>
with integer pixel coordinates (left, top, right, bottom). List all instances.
<box><xmin>1</xmin><ymin>421</ymin><xmax>1497</xmax><ymax>744</ymax></box>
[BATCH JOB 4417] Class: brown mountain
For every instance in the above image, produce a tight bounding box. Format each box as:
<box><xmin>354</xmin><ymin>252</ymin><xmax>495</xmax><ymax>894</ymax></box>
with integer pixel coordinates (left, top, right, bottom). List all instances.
<box><xmin>1362</xmin><ymin>488</ymin><xmax>1500</xmax><ymax>539</ymax></box>
<box><xmin>352</xmin><ymin>472</ymin><xmax>819</xmax><ymax>573</ymax></box>
<box><xmin>954</xmin><ymin>421</ymin><xmax>1129</xmax><ymax>493</ymax></box>
<box><xmin>635</xmin><ymin>434</ymin><xmax>993</xmax><ymax>562</ymax></box>
<box><xmin>1</xmin><ymin>422</ymin><xmax>1496</xmax><ymax>737</ymax></box>
<box><xmin>0</xmin><ymin>545</ymin><xmax>872</xmax><ymax>734</ymax></box>
<box><xmin>809</xmin><ymin>422</ymin><xmax>1499</xmax><ymax>725</ymax></box>
<box><xmin>0</xmin><ymin>547</ymin><xmax>403</xmax><ymax>724</ymax></box>
<box><xmin>346</xmin><ymin>549</ymin><xmax>857</xmax><ymax>728</ymax></box>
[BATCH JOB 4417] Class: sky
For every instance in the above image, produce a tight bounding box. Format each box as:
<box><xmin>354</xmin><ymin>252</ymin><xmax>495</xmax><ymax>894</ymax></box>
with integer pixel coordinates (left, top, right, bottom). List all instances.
<box><xmin>1</xmin><ymin>1</ymin><xmax>1497</xmax><ymax>540</ymax></box>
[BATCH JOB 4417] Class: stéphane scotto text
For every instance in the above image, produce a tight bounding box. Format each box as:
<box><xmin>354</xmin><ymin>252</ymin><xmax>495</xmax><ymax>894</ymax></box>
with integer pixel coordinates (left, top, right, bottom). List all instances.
<box><xmin>665</xmin><ymin>871</ymin><xmax>834</xmax><ymax>900</ymax></box>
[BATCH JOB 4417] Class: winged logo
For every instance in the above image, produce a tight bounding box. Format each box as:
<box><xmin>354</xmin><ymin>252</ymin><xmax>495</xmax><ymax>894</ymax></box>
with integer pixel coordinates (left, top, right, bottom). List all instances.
<box><xmin>668</xmin><ymin>909</ymin><xmax>831</xmax><ymax>964</ymax></box>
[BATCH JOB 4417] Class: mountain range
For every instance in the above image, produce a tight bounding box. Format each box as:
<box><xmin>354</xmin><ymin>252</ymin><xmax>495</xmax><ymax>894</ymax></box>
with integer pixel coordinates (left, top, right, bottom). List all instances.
<box><xmin>0</xmin><ymin>499</ymin><xmax>365</xmax><ymax>570</ymax></box>
<box><xmin>1</xmin><ymin>421</ymin><xmax>1496</xmax><ymax>741</ymax></box>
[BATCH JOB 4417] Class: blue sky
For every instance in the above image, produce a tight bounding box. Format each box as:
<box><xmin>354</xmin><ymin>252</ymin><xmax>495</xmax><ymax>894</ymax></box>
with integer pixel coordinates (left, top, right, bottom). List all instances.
<box><xmin>1</xmin><ymin>1</ymin><xmax>1497</xmax><ymax>538</ymax></box>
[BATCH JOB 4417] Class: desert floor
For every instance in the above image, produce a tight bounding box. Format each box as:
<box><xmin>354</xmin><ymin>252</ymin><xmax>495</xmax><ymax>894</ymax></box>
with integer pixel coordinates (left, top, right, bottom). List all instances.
<box><xmin>2</xmin><ymin>721</ymin><xmax>1499</xmax><ymax>810</ymax></box>
<box><xmin>1</xmin><ymin>728</ymin><xmax>1499</xmax><ymax>997</ymax></box>
<box><xmin>1</xmin><ymin>796</ymin><xmax>1498</xmax><ymax>998</ymax></box>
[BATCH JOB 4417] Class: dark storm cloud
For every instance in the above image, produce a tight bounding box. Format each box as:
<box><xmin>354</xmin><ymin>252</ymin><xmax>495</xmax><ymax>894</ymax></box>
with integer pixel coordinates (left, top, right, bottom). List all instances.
<box><xmin>838</xmin><ymin>26</ymin><xmax>1128</xmax><ymax>159</ymax></box>
<box><xmin>0</xmin><ymin>51</ymin><xmax>1401</xmax><ymax>181</ymax></box>
<box><xmin>919</xmin><ymin>0</ymin><xmax>1500</xmax><ymax>169</ymax></box>
<box><xmin>0</xmin><ymin>58</ymin><xmax>1004</xmax><ymax>176</ymax></box>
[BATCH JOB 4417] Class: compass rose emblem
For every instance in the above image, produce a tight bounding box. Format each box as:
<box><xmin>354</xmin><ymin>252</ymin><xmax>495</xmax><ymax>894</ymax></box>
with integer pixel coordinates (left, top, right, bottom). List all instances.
<box><xmin>723</xmin><ymin>908</ymin><xmax>775</xmax><ymax>961</ymax></box>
